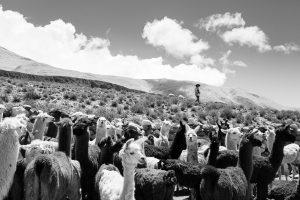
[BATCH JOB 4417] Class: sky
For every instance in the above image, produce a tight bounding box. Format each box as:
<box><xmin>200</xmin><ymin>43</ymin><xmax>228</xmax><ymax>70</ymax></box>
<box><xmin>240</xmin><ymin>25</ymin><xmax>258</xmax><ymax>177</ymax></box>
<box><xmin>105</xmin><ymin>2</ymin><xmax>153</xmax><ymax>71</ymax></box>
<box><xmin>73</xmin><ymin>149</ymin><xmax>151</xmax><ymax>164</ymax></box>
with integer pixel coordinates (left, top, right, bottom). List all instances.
<box><xmin>0</xmin><ymin>0</ymin><xmax>299</xmax><ymax>108</ymax></box>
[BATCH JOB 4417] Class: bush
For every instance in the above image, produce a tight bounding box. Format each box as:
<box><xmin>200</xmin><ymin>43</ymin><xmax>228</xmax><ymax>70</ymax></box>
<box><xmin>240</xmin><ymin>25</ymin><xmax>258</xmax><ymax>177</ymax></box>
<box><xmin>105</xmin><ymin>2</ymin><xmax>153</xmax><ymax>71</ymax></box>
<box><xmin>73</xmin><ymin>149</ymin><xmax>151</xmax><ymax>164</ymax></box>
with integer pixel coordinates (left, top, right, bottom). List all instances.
<box><xmin>244</xmin><ymin>113</ymin><xmax>254</xmax><ymax>126</ymax></box>
<box><xmin>220</xmin><ymin>106</ymin><xmax>235</xmax><ymax>119</ymax></box>
<box><xmin>0</xmin><ymin>94</ymin><xmax>9</xmax><ymax>103</ymax></box>
<box><xmin>23</xmin><ymin>89</ymin><xmax>41</xmax><ymax>100</ymax></box>
<box><xmin>12</xmin><ymin>95</ymin><xmax>21</xmax><ymax>103</ymax></box>
<box><xmin>69</xmin><ymin>93</ymin><xmax>77</xmax><ymax>101</ymax></box>
<box><xmin>111</xmin><ymin>101</ymin><xmax>118</xmax><ymax>107</ymax></box>
<box><xmin>131</xmin><ymin>103</ymin><xmax>145</xmax><ymax>114</ymax></box>
<box><xmin>170</xmin><ymin>104</ymin><xmax>179</xmax><ymax>113</ymax></box>
<box><xmin>4</xmin><ymin>85</ymin><xmax>13</xmax><ymax>94</ymax></box>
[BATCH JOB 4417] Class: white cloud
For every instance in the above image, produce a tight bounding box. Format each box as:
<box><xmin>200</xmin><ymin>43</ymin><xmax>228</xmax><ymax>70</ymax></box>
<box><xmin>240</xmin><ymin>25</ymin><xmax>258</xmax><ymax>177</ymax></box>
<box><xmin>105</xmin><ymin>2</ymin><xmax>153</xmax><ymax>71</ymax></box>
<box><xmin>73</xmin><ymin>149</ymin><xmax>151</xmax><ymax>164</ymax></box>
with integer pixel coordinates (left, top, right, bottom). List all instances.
<box><xmin>142</xmin><ymin>17</ymin><xmax>210</xmax><ymax>59</ymax></box>
<box><xmin>190</xmin><ymin>54</ymin><xmax>215</xmax><ymax>67</ymax></box>
<box><xmin>0</xmin><ymin>6</ymin><xmax>227</xmax><ymax>86</ymax></box>
<box><xmin>232</xmin><ymin>60</ymin><xmax>247</xmax><ymax>67</ymax></box>
<box><xmin>273</xmin><ymin>43</ymin><xmax>299</xmax><ymax>54</ymax></box>
<box><xmin>197</xmin><ymin>12</ymin><xmax>245</xmax><ymax>32</ymax></box>
<box><xmin>221</xmin><ymin>26</ymin><xmax>272</xmax><ymax>52</ymax></box>
<box><xmin>219</xmin><ymin>50</ymin><xmax>247</xmax><ymax>74</ymax></box>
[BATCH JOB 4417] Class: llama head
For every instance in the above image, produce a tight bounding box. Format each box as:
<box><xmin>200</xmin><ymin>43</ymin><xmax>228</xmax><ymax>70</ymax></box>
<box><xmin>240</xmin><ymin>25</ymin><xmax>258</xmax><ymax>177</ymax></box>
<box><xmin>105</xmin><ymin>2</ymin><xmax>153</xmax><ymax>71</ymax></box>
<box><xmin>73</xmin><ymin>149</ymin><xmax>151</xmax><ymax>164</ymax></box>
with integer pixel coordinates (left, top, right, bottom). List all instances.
<box><xmin>33</xmin><ymin>112</ymin><xmax>54</xmax><ymax>124</ymax></box>
<box><xmin>106</xmin><ymin>124</ymin><xmax>117</xmax><ymax>141</ymax></box>
<box><xmin>49</xmin><ymin>109</ymin><xmax>69</xmax><ymax>119</ymax></box>
<box><xmin>97</xmin><ymin>117</ymin><xmax>107</xmax><ymax>128</ymax></box>
<box><xmin>0</xmin><ymin>117</ymin><xmax>25</xmax><ymax>138</ymax></box>
<box><xmin>119</xmin><ymin>138</ymin><xmax>146</xmax><ymax>166</ymax></box>
<box><xmin>24</xmin><ymin>143</ymin><xmax>56</xmax><ymax>164</ymax></box>
<box><xmin>275</xmin><ymin>124</ymin><xmax>296</xmax><ymax>143</ymax></box>
<box><xmin>73</xmin><ymin>117</ymin><xmax>95</xmax><ymax>136</ymax></box>
<box><xmin>161</xmin><ymin>120</ymin><xmax>172</xmax><ymax>133</ymax></box>
<box><xmin>146</xmin><ymin>134</ymin><xmax>155</xmax><ymax>145</ymax></box>
<box><xmin>242</xmin><ymin>129</ymin><xmax>264</xmax><ymax>147</ymax></box>
<box><xmin>54</xmin><ymin>118</ymin><xmax>74</xmax><ymax>127</ymax></box>
<box><xmin>0</xmin><ymin>104</ymin><xmax>5</xmax><ymax>113</ymax></box>
<box><xmin>225</xmin><ymin>127</ymin><xmax>243</xmax><ymax>144</ymax></box>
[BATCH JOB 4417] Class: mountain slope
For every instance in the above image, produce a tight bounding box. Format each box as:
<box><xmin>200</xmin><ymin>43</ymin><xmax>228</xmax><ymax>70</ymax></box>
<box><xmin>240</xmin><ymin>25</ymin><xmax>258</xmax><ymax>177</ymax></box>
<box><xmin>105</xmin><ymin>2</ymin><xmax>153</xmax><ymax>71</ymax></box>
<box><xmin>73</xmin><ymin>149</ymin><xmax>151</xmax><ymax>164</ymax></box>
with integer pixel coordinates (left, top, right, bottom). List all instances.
<box><xmin>0</xmin><ymin>46</ymin><xmax>285</xmax><ymax>110</ymax></box>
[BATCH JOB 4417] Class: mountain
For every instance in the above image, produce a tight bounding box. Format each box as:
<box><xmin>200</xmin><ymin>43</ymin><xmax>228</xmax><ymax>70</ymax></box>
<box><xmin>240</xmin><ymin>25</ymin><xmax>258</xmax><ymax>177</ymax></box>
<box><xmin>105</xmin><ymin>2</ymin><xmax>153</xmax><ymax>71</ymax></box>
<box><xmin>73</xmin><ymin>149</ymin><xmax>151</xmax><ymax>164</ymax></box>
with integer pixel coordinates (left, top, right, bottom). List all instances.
<box><xmin>0</xmin><ymin>46</ymin><xmax>286</xmax><ymax>110</ymax></box>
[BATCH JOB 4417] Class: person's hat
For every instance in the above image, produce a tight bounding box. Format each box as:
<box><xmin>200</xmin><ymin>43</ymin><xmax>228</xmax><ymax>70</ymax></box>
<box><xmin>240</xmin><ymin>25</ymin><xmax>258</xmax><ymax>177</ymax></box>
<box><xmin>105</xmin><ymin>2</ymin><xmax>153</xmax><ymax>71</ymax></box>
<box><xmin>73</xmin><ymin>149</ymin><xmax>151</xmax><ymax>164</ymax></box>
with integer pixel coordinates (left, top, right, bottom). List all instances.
<box><xmin>196</xmin><ymin>84</ymin><xmax>200</xmax><ymax>87</ymax></box>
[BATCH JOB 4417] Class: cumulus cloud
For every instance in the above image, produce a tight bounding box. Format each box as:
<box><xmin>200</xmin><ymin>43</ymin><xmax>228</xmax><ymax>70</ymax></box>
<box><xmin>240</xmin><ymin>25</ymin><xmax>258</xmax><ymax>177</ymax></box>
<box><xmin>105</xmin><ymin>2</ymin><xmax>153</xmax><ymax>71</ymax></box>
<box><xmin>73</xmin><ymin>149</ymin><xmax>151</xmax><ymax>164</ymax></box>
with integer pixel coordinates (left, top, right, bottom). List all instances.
<box><xmin>232</xmin><ymin>60</ymin><xmax>247</xmax><ymax>67</ymax></box>
<box><xmin>196</xmin><ymin>12</ymin><xmax>245</xmax><ymax>32</ymax></box>
<box><xmin>142</xmin><ymin>17</ymin><xmax>210</xmax><ymax>59</ymax></box>
<box><xmin>219</xmin><ymin>50</ymin><xmax>247</xmax><ymax>74</ymax></box>
<box><xmin>0</xmin><ymin>6</ymin><xmax>226</xmax><ymax>86</ymax></box>
<box><xmin>273</xmin><ymin>43</ymin><xmax>299</xmax><ymax>54</ymax></box>
<box><xmin>221</xmin><ymin>26</ymin><xmax>272</xmax><ymax>52</ymax></box>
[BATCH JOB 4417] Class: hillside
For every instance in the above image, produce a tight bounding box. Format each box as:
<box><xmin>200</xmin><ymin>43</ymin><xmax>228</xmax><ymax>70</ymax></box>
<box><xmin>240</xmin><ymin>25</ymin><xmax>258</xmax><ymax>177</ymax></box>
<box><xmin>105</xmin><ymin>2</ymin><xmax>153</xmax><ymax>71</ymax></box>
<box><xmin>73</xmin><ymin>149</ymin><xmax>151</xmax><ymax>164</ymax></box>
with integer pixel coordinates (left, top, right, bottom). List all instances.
<box><xmin>0</xmin><ymin>46</ymin><xmax>285</xmax><ymax>110</ymax></box>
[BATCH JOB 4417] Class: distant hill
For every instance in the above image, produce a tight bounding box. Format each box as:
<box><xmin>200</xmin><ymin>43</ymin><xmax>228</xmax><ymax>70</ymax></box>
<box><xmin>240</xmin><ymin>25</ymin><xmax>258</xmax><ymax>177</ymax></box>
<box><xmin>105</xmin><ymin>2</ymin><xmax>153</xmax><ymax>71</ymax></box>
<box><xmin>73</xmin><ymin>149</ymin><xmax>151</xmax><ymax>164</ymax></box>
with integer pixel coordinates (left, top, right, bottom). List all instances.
<box><xmin>0</xmin><ymin>46</ymin><xmax>286</xmax><ymax>110</ymax></box>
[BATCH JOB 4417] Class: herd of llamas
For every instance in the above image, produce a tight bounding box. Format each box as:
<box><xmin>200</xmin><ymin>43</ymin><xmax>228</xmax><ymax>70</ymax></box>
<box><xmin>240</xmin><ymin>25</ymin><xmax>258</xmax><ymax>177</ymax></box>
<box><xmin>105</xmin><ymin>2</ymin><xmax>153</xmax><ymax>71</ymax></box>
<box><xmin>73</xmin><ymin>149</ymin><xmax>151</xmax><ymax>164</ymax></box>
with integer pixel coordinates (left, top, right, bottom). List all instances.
<box><xmin>0</xmin><ymin>103</ymin><xmax>299</xmax><ymax>200</ymax></box>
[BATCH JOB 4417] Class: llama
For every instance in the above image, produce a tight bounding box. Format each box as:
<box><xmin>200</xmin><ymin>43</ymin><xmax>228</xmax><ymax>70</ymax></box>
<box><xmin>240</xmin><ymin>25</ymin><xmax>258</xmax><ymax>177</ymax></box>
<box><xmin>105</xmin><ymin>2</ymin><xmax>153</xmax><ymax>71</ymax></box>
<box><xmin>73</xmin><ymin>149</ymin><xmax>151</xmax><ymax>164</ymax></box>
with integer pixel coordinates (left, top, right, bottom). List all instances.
<box><xmin>250</xmin><ymin>124</ymin><xmax>297</xmax><ymax>200</ymax></box>
<box><xmin>73</xmin><ymin>117</ymin><xmax>101</xmax><ymax>200</ymax></box>
<box><xmin>44</xmin><ymin>109</ymin><xmax>69</xmax><ymax>138</ymax></box>
<box><xmin>279</xmin><ymin>143</ymin><xmax>300</xmax><ymax>181</ymax></box>
<box><xmin>199</xmin><ymin>130</ymin><xmax>263</xmax><ymax>200</ymax></box>
<box><xmin>179</xmin><ymin>123</ymin><xmax>203</xmax><ymax>164</ymax></box>
<box><xmin>144</xmin><ymin>120</ymin><xmax>187</xmax><ymax>160</ymax></box>
<box><xmin>31</xmin><ymin>113</ymin><xmax>54</xmax><ymax>140</ymax></box>
<box><xmin>0</xmin><ymin>104</ymin><xmax>5</xmax><ymax>122</ymax></box>
<box><xmin>96</xmin><ymin>138</ymin><xmax>146</xmax><ymax>200</ymax></box>
<box><xmin>224</xmin><ymin>127</ymin><xmax>243</xmax><ymax>151</ymax></box>
<box><xmin>153</xmin><ymin>120</ymin><xmax>172</xmax><ymax>147</ymax></box>
<box><xmin>268</xmin><ymin>165</ymin><xmax>300</xmax><ymax>200</ymax></box>
<box><xmin>134</xmin><ymin>168</ymin><xmax>177</xmax><ymax>200</ymax></box>
<box><xmin>95</xmin><ymin>117</ymin><xmax>108</xmax><ymax>145</ymax></box>
<box><xmin>0</xmin><ymin>117</ymin><xmax>22</xmax><ymax>200</ymax></box>
<box><xmin>11</xmin><ymin>106</ymin><xmax>29</xmax><ymax>117</ymax></box>
<box><xmin>24</xmin><ymin>118</ymin><xmax>81</xmax><ymax>200</ymax></box>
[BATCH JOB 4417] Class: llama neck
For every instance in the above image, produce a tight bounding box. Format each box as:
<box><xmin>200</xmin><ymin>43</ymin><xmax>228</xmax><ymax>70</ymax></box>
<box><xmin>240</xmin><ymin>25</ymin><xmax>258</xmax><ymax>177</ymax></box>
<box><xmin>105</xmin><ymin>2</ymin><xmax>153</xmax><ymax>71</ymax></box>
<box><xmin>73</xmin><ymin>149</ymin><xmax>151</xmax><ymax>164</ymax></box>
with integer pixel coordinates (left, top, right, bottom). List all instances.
<box><xmin>208</xmin><ymin>141</ymin><xmax>219</xmax><ymax>166</ymax></box>
<box><xmin>120</xmin><ymin>164</ymin><xmax>135</xmax><ymax>200</ymax></box>
<box><xmin>237</xmin><ymin>140</ymin><xmax>253</xmax><ymax>181</ymax></box>
<box><xmin>95</xmin><ymin>126</ymin><xmax>106</xmax><ymax>145</ymax></box>
<box><xmin>296</xmin><ymin>165</ymin><xmax>300</xmax><ymax>196</ymax></box>
<box><xmin>169</xmin><ymin>128</ymin><xmax>186</xmax><ymax>159</ymax></box>
<box><xmin>32</xmin><ymin>118</ymin><xmax>47</xmax><ymax>140</ymax></box>
<box><xmin>0</xmin><ymin>112</ymin><xmax>3</xmax><ymax>122</ymax></box>
<box><xmin>160</xmin><ymin>127</ymin><xmax>169</xmax><ymax>137</ymax></box>
<box><xmin>225</xmin><ymin>135</ymin><xmax>238</xmax><ymax>151</ymax></box>
<box><xmin>269</xmin><ymin>138</ymin><xmax>285</xmax><ymax>170</ymax></box>
<box><xmin>58</xmin><ymin>126</ymin><xmax>72</xmax><ymax>157</ymax></box>
<box><xmin>74</xmin><ymin>129</ymin><xmax>89</xmax><ymax>162</ymax></box>
<box><xmin>187</xmin><ymin>143</ymin><xmax>198</xmax><ymax>164</ymax></box>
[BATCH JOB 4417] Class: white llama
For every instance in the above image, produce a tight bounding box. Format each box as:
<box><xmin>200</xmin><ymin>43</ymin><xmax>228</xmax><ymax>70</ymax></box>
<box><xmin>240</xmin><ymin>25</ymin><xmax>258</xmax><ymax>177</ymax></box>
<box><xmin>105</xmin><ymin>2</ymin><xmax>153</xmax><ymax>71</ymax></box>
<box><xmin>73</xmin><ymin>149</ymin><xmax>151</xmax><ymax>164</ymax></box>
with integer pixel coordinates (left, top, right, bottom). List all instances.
<box><xmin>97</xmin><ymin>138</ymin><xmax>146</xmax><ymax>200</ymax></box>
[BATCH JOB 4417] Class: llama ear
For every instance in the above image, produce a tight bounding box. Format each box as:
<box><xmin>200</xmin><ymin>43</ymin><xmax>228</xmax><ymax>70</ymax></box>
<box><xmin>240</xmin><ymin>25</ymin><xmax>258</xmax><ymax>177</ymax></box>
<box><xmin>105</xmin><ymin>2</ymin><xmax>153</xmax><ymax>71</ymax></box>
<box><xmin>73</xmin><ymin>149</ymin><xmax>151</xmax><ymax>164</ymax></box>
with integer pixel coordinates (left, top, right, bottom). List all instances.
<box><xmin>125</xmin><ymin>138</ymin><xmax>134</xmax><ymax>149</ymax></box>
<box><xmin>194</xmin><ymin>125</ymin><xmax>201</xmax><ymax>133</ymax></box>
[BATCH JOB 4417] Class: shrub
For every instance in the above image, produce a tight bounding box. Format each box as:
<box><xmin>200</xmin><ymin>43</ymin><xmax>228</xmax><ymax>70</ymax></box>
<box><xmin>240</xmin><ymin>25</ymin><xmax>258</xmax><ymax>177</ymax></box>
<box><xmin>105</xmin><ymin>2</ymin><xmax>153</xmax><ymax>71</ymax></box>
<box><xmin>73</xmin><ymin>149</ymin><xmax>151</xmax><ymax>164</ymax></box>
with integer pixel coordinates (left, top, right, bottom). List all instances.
<box><xmin>69</xmin><ymin>93</ymin><xmax>77</xmax><ymax>101</ymax></box>
<box><xmin>170</xmin><ymin>104</ymin><xmax>179</xmax><ymax>113</ymax></box>
<box><xmin>111</xmin><ymin>101</ymin><xmax>118</xmax><ymax>107</ymax></box>
<box><xmin>197</xmin><ymin>110</ymin><xmax>207</xmax><ymax>121</ymax></box>
<box><xmin>4</xmin><ymin>85</ymin><xmax>13</xmax><ymax>94</ymax></box>
<box><xmin>85</xmin><ymin>99</ymin><xmax>91</xmax><ymax>105</ymax></box>
<box><xmin>0</xmin><ymin>94</ymin><xmax>9</xmax><ymax>103</ymax></box>
<box><xmin>244</xmin><ymin>113</ymin><xmax>254</xmax><ymax>126</ymax></box>
<box><xmin>220</xmin><ymin>106</ymin><xmax>235</xmax><ymax>119</ymax></box>
<box><xmin>131</xmin><ymin>103</ymin><xmax>145</xmax><ymax>114</ymax></box>
<box><xmin>236</xmin><ymin>112</ymin><xmax>244</xmax><ymax>124</ymax></box>
<box><xmin>23</xmin><ymin>89</ymin><xmax>41</xmax><ymax>100</ymax></box>
<box><xmin>12</xmin><ymin>95</ymin><xmax>21</xmax><ymax>103</ymax></box>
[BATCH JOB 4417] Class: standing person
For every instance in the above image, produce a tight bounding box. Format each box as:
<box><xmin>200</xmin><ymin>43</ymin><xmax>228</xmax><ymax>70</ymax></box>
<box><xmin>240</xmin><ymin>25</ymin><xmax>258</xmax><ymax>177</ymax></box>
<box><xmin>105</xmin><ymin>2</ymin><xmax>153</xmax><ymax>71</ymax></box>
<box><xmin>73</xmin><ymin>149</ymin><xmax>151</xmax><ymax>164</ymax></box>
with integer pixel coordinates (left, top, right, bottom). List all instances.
<box><xmin>195</xmin><ymin>84</ymin><xmax>200</xmax><ymax>103</ymax></box>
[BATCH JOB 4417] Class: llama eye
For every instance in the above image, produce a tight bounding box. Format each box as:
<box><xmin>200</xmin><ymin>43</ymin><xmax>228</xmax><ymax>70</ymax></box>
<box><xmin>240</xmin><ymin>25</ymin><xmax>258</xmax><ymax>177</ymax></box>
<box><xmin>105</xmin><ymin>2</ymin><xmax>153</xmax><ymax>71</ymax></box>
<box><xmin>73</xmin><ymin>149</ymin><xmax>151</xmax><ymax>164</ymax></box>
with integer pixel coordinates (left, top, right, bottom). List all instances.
<box><xmin>130</xmin><ymin>152</ymin><xmax>134</xmax><ymax>155</ymax></box>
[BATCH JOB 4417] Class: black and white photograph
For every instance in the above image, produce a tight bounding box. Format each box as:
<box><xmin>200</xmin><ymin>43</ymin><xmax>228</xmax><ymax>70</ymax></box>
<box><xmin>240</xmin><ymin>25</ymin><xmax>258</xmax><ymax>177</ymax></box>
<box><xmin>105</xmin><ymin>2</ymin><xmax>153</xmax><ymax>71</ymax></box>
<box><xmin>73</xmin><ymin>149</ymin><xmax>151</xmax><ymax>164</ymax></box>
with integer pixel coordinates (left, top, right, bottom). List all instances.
<box><xmin>0</xmin><ymin>0</ymin><xmax>299</xmax><ymax>200</ymax></box>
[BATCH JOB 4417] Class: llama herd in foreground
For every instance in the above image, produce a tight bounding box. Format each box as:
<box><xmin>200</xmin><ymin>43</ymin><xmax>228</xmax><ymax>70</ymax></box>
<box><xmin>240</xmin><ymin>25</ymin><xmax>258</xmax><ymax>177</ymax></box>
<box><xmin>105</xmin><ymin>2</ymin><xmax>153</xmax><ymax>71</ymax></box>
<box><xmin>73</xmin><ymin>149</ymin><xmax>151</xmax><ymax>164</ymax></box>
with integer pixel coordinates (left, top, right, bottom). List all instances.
<box><xmin>0</xmin><ymin>104</ymin><xmax>299</xmax><ymax>200</ymax></box>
